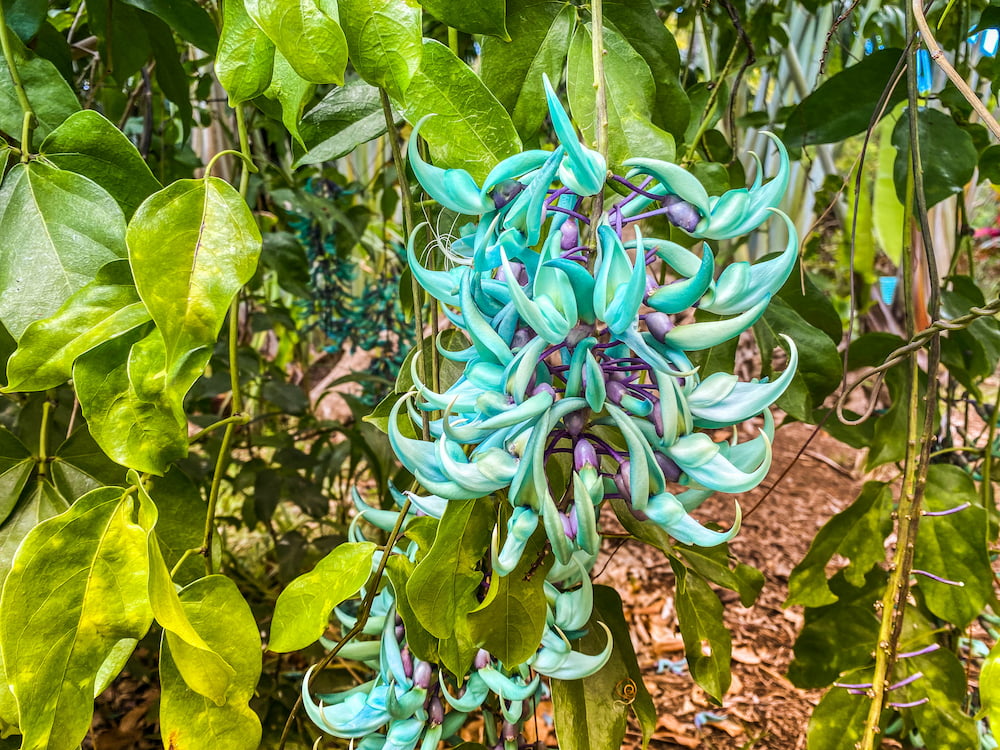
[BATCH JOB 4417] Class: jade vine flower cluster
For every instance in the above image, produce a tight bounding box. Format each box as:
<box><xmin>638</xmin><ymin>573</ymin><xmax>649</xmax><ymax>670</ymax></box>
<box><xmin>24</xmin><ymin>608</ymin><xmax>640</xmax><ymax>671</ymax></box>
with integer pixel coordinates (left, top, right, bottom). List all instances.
<box><xmin>303</xmin><ymin>75</ymin><xmax>798</xmax><ymax>749</ymax></box>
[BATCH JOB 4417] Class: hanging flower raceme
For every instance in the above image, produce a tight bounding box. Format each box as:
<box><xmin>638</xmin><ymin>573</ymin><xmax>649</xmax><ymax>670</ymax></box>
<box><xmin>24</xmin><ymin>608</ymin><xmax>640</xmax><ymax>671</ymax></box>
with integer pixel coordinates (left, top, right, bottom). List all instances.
<box><xmin>304</xmin><ymin>73</ymin><xmax>798</xmax><ymax>748</ymax></box>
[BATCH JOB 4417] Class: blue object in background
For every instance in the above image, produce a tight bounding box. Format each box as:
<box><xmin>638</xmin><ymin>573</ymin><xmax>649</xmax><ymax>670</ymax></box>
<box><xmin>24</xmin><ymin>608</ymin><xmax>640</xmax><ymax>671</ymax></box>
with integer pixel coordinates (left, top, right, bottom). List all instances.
<box><xmin>916</xmin><ymin>49</ymin><xmax>933</xmax><ymax>95</ymax></box>
<box><xmin>878</xmin><ymin>275</ymin><xmax>899</xmax><ymax>306</ymax></box>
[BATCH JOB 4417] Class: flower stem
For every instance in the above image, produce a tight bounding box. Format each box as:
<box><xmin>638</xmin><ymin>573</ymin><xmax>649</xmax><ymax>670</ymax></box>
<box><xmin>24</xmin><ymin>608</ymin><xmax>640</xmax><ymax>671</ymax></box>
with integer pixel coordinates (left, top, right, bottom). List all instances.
<box><xmin>0</xmin><ymin>3</ymin><xmax>35</xmax><ymax>160</ymax></box>
<box><xmin>36</xmin><ymin>396</ymin><xmax>52</xmax><ymax>480</ymax></box>
<box><xmin>588</xmin><ymin>0</ymin><xmax>609</xmax><ymax>256</ymax></box>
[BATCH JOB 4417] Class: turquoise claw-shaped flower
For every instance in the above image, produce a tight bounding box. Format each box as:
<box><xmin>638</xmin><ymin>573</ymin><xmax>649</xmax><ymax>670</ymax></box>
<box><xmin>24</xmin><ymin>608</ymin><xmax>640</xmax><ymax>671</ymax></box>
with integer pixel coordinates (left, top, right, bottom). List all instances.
<box><xmin>665</xmin><ymin>428</ymin><xmax>772</xmax><ymax>493</ymax></box>
<box><xmin>644</xmin><ymin>491</ymin><xmax>742</xmax><ymax>546</ymax></box>
<box><xmin>662</xmin><ymin>297</ymin><xmax>770</xmax><ymax>352</ymax></box>
<box><xmin>495</xmin><ymin>505</ymin><xmax>540</xmax><ymax>576</ymax></box>
<box><xmin>408</xmin><ymin>118</ymin><xmax>493</xmax><ymax>215</ymax></box>
<box><xmin>529</xmin><ymin>623</ymin><xmax>613</xmax><ymax>679</ymax></box>
<box><xmin>594</xmin><ymin>225</ymin><xmax>648</xmax><ymax>335</ymax></box>
<box><xmin>542</xmin><ymin>74</ymin><xmax>606</xmax><ymax>196</ymax></box>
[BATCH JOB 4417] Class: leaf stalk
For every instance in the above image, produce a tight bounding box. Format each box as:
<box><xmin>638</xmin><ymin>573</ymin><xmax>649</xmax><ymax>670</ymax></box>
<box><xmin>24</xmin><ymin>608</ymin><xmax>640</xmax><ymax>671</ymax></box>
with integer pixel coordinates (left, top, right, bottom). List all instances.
<box><xmin>0</xmin><ymin>3</ymin><xmax>35</xmax><ymax>160</ymax></box>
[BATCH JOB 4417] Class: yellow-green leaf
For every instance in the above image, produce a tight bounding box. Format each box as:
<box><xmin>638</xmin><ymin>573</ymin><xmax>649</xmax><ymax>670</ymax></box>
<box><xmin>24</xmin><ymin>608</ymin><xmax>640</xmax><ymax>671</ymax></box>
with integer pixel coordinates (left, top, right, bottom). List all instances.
<box><xmin>244</xmin><ymin>0</ymin><xmax>347</xmax><ymax>84</ymax></box>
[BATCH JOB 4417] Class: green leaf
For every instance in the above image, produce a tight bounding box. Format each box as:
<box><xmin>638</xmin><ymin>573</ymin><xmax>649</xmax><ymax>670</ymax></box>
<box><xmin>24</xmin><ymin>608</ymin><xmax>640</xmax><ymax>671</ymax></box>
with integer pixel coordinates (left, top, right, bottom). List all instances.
<box><xmin>50</xmin><ymin>426</ymin><xmax>126</xmax><ymax>501</ymax></box>
<box><xmin>893</xmin><ymin>646</ymin><xmax>977</xmax><ymax>748</ymax></box>
<box><xmin>0</xmin><ymin>487</ymin><xmax>152</xmax><ymax>750</ymax></box>
<box><xmin>419</xmin><ymin>0</ymin><xmax>507</xmax><ymax>37</ymax></box>
<box><xmin>567</xmin><ymin>22</ymin><xmax>674</xmax><ymax>167</ymax></box>
<box><xmin>981</xmin><ymin>639</ymin><xmax>1000</xmax><ymax>740</ymax></box>
<box><xmin>217</xmin><ymin>0</ymin><xmax>275</xmax><ymax>104</ymax></box>
<box><xmin>673</xmin><ymin>562</ymin><xmax>730</xmax><ymax>703</ymax></box>
<box><xmin>408</xmin><ymin>497</ymin><xmax>494</xmax><ymax>639</ymax></box>
<box><xmin>0</xmin><ymin>479</ymin><xmax>69</xmax><ymax>734</ymax></box>
<box><xmin>40</xmin><ymin>110</ymin><xmax>162</xmax><ymax>219</ymax></box>
<box><xmin>783</xmin><ymin>48</ymin><xmax>906</xmax><ymax>150</ymax></box>
<box><xmin>2</xmin><ymin>0</ymin><xmax>46</xmax><ymax>41</ymax></box>
<box><xmin>785</xmin><ymin>482</ymin><xmax>893</xmax><ymax>608</ymax></box>
<box><xmin>892</xmin><ymin>107</ymin><xmax>977</xmax><ymax>209</ymax></box>
<box><xmin>297</xmin><ymin>79</ymin><xmax>391</xmax><ymax>166</ymax></box>
<box><xmin>400</xmin><ymin>39</ymin><xmax>522</xmax><ymax>183</ymax></box>
<box><xmin>0</xmin><ymin>39</ymin><xmax>80</xmax><ymax>145</ymax></box>
<box><xmin>551</xmin><ymin>586</ymin><xmax>656</xmax><ymax>750</ymax></box>
<box><xmin>146</xmin><ymin>14</ymin><xmax>194</xmax><ymax>138</ymax></box>
<box><xmin>159</xmin><ymin>576</ymin><xmax>263</xmax><ymax>750</ymax></box>
<box><xmin>120</xmin><ymin>0</ymin><xmax>219</xmax><ymax>53</ymax></box>
<box><xmin>980</xmin><ymin>143</ymin><xmax>1000</xmax><ymax>185</ymax></box>
<box><xmin>604</xmin><ymin>0</ymin><xmax>687</xmax><ymax>137</ymax></box>
<box><xmin>128</xmin><ymin>177</ymin><xmax>261</xmax><ymax>390</ymax></box>
<box><xmin>74</xmin><ymin>329</ymin><xmax>190</xmax><ymax>475</ymax></box>
<box><xmin>753</xmin><ymin>296</ymin><xmax>842</xmax><ymax>422</ymax></box>
<box><xmin>480</xmin><ymin>0</ymin><xmax>575</xmax><ymax>138</ymax></box>
<box><xmin>467</xmin><ymin>520</ymin><xmax>552</xmax><ymax>666</ymax></box>
<box><xmin>676</xmin><ymin>542</ymin><xmax>764</xmax><ymax>608</ymax></box>
<box><xmin>0</xmin><ymin>427</ymin><xmax>32</xmax><ymax>526</ymax></box>
<box><xmin>0</xmin><ymin>162</ymin><xmax>126</xmax><ymax>340</ymax></box>
<box><xmin>145</xmin><ymin>468</ymin><xmax>208</xmax><ymax>585</ymax></box>
<box><xmin>776</xmin><ymin>265</ymin><xmax>843</xmax><ymax>345</ymax></box>
<box><xmin>245</xmin><ymin>0</ymin><xmax>348</xmax><ymax>84</ymax></box>
<box><xmin>86</xmin><ymin>0</ymin><xmax>151</xmax><ymax>83</ymax></box>
<box><xmin>912</xmin><ymin>464</ymin><xmax>992</xmax><ymax>628</ymax></box>
<box><xmin>806</xmin><ymin>677</ymin><xmax>876</xmax><ymax>750</ymax></box>
<box><xmin>6</xmin><ymin>260</ymin><xmax>150</xmax><ymax>392</ymax></box>
<box><xmin>871</xmin><ymin>105</ymin><xmax>905</xmax><ymax>267</ymax></box>
<box><xmin>386</xmin><ymin>554</ymin><xmax>439</xmax><ymax>663</ymax></box>
<box><xmin>339</xmin><ymin>0</ymin><xmax>422</xmax><ymax>98</ymax></box>
<box><xmin>261</xmin><ymin>49</ymin><xmax>315</xmax><ymax>149</ymax></box>
<box><xmin>270</xmin><ymin>541</ymin><xmax>377</xmax><ymax>652</ymax></box>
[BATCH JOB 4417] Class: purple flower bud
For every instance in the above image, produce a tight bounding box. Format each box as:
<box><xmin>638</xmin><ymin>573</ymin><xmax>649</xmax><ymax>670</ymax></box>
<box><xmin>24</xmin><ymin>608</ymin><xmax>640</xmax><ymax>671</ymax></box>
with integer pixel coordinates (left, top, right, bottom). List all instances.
<box><xmin>401</xmin><ymin>646</ymin><xmax>413</xmax><ymax>679</ymax></box>
<box><xmin>654</xmin><ymin>452</ymin><xmax>682</xmax><ymax>482</ymax></box>
<box><xmin>502</xmin><ymin>720</ymin><xmax>518</xmax><ymax>741</ymax></box>
<box><xmin>613</xmin><ymin>461</ymin><xmax>631</xmax><ymax>499</ymax></box>
<box><xmin>606</xmin><ymin>379</ymin><xmax>627</xmax><ymax>404</ymax></box>
<box><xmin>474</xmin><ymin>649</ymin><xmax>492</xmax><ymax>670</ymax></box>
<box><xmin>560</xmin><ymin>509</ymin><xmax>578</xmax><ymax>540</ymax></box>
<box><xmin>565</xmin><ymin>409</ymin><xmax>589</xmax><ymax>438</ymax></box>
<box><xmin>531</xmin><ymin>382</ymin><xmax>556</xmax><ymax>398</ymax></box>
<box><xmin>664</xmin><ymin>194</ymin><xmax>701</xmax><ymax>232</ymax></box>
<box><xmin>574</xmin><ymin>438</ymin><xmax>598</xmax><ymax>470</ymax></box>
<box><xmin>413</xmin><ymin>660</ymin><xmax>433</xmax><ymax>689</ymax></box>
<box><xmin>566</xmin><ymin>322</ymin><xmax>595</xmax><ymax>346</ymax></box>
<box><xmin>395</xmin><ymin>624</ymin><xmax>406</xmax><ymax>641</ymax></box>
<box><xmin>560</xmin><ymin>221</ymin><xmax>579</xmax><ymax>250</ymax></box>
<box><xmin>428</xmin><ymin>695</ymin><xmax>444</xmax><ymax>726</ymax></box>
<box><xmin>491</xmin><ymin>179</ymin><xmax>525</xmax><ymax>209</ymax></box>
<box><xmin>511</xmin><ymin>328</ymin><xmax>534</xmax><ymax>349</ymax></box>
<box><xmin>645</xmin><ymin>312</ymin><xmax>673</xmax><ymax>342</ymax></box>
<box><xmin>650</xmin><ymin>399</ymin><xmax>664</xmax><ymax>436</ymax></box>
<box><xmin>645</xmin><ymin>273</ymin><xmax>659</xmax><ymax>296</ymax></box>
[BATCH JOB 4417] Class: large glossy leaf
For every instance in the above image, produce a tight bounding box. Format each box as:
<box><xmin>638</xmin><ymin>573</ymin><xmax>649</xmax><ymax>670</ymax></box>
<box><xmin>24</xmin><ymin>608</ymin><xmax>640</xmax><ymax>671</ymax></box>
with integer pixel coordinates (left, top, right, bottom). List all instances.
<box><xmin>261</xmin><ymin>49</ymin><xmax>315</xmax><ymax>148</ymax></box>
<box><xmin>783</xmin><ymin>48</ymin><xmax>906</xmax><ymax>150</ymax></box>
<box><xmin>146</xmin><ymin>13</ymin><xmax>194</xmax><ymax>137</ymax></box>
<box><xmin>892</xmin><ymin>107</ymin><xmax>977</xmax><ymax>209</ymax></box>
<box><xmin>74</xmin><ymin>329</ymin><xmax>191</xmax><ymax>475</ymax></box>
<box><xmin>120</xmin><ymin>0</ymin><xmax>218</xmax><ymax>53</ymax></box>
<box><xmin>408</xmin><ymin>497</ymin><xmax>494</xmax><ymax>640</ymax></box>
<box><xmin>85</xmin><ymin>0</ymin><xmax>151</xmax><ymax>83</ymax></box>
<box><xmin>0</xmin><ymin>487</ymin><xmax>151</xmax><ymax>750</ymax></box>
<box><xmin>159</xmin><ymin>576</ymin><xmax>262</xmax><ymax>750</ymax></box>
<box><xmin>676</xmin><ymin>542</ymin><xmax>764</xmax><ymax>608</ymax></box>
<box><xmin>753</xmin><ymin>296</ymin><xmax>842</xmax><ymax>422</ymax></box>
<box><xmin>785</xmin><ymin>482</ymin><xmax>893</xmax><ymax>608</ymax></box>
<box><xmin>912</xmin><ymin>464</ymin><xmax>992</xmax><ymax>628</ymax></box>
<box><xmin>339</xmin><ymin>0</ymin><xmax>421</xmax><ymax>97</ymax></box>
<box><xmin>673</xmin><ymin>562</ymin><xmax>730</xmax><ymax>703</ymax></box>
<box><xmin>128</xmin><ymin>177</ymin><xmax>261</xmax><ymax>389</ymax></box>
<box><xmin>467</xmin><ymin>522</ymin><xmax>551</xmax><ymax>666</ymax></box>
<box><xmin>0</xmin><ymin>162</ymin><xmax>126</xmax><ymax>339</ymax></box>
<box><xmin>297</xmin><ymin>79</ymin><xmax>391</xmax><ymax>166</ymax></box>
<box><xmin>6</xmin><ymin>260</ymin><xmax>149</xmax><ymax>392</ymax></box>
<box><xmin>480</xmin><ymin>0</ymin><xmax>575</xmax><ymax>137</ymax></box>
<box><xmin>604</xmin><ymin>0</ymin><xmax>687</xmax><ymax>137</ymax></box>
<box><xmin>386</xmin><ymin>554</ymin><xmax>439</xmax><ymax>664</ymax></box>
<box><xmin>40</xmin><ymin>110</ymin><xmax>162</xmax><ymax>219</ymax></box>
<box><xmin>400</xmin><ymin>39</ymin><xmax>522</xmax><ymax>183</ymax></box>
<box><xmin>50</xmin><ymin>426</ymin><xmax>127</xmax><ymax>501</ymax></box>
<box><xmin>0</xmin><ymin>427</ymin><xmax>32</xmax><ymax>526</ymax></box>
<box><xmin>419</xmin><ymin>0</ymin><xmax>507</xmax><ymax>37</ymax></box>
<box><xmin>147</xmin><ymin>469</ymin><xmax>208</xmax><ymax>585</ymax></box>
<box><xmin>567</xmin><ymin>22</ymin><xmax>674</xmax><ymax>166</ymax></box>
<box><xmin>0</xmin><ymin>40</ymin><xmax>80</xmax><ymax>145</ymax></box>
<box><xmin>2</xmin><ymin>0</ymin><xmax>46</xmax><ymax>41</ymax></box>
<box><xmin>245</xmin><ymin>0</ymin><xmax>348</xmax><ymax>84</ymax></box>
<box><xmin>552</xmin><ymin>586</ymin><xmax>655</xmax><ymax>750</ymax></box>
<box><xmin>217</xmin><ymin>0</ymin><xmax>275</xmax><ymax>104</ymax></box>
<box><xmin>894</xmin><ymin>646</ymin><xmax>977</xmax><ymax>748</ymax></box>
<box><xmin>0</xmin><ymin>480</ymin><xmax>69</xmax><ymax>735</ymax></box>
<box><xmin>269</xmin><ymin>541</ymin><xmax>376</xmax><ymax>652</ymax></box>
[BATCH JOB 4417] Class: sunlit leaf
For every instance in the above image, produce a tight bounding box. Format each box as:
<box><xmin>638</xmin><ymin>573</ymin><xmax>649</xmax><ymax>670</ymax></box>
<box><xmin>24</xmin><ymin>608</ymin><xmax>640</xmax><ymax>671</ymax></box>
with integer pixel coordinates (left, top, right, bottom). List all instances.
<box><xmin>339</xmin><ymin>0</ymin><xmax>422</xmax><ymax>97</ymax></box>
<box><xmin>0</xmin><ymin>162</ymin><xmax>126</xmax><ymax>339</ymax></box>
<box><xmin>216</xmin><ymin>0</ymin><xmax>275</xmax><ymax>104</ymax></box>
<box><xmin>297</xmin><ymin>79</ymin><xmax>391</xmax><ymax>166</ymax></box>
<box><xmin>0</xmin><ymin>427</ymin><xmax>32</xmax><ymax>526</ymax></box>
<box><xmin>159</xmin><ymin>576</ymin><xmax>262</xmax><ymax>750</ymax></box>
<box><xmin>245</xmin><ymin>0</ymin><xmax>348</xmax><ymax>84</ymax></box>
<box><xmin>270</xmin><ymin>541</ymin><xmax>377</xmax><ymax>652</ymax></box>
<box><xmin>5</xmin><ymin>260</ymin><xmax>150</xmax><ymax>392</ymax></box>
<box><xmin>0</xmin><ymin>487</ymin><xmax>151</xmax><ymax>750</ymax></box>
<box><xmin>262</xmin><ymin>49</ymin><xmax>315</xmax><ymax>148</ymax></box>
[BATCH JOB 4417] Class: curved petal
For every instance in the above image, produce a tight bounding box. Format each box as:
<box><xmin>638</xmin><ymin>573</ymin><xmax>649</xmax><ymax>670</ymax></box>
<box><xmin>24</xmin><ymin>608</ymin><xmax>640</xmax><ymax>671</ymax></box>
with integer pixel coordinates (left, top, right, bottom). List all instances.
<box><xmin>543</xmin><ymin>74</ymin><xmax>606</xmax><ymax>196</ymax></box>
<box><xmin>647</xmin><ymin>243</ymin><xmax>715</xmax><ymax>315</ymax></box>
<box><xmin>664</xmin><ymin>297</ymin><xmax>769</xmax><ymax>351</ymax></box>
<box><xmin>409</xmin><ymin>118</ymin><xmax>492</xmax><ymax>215</ymax></box>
